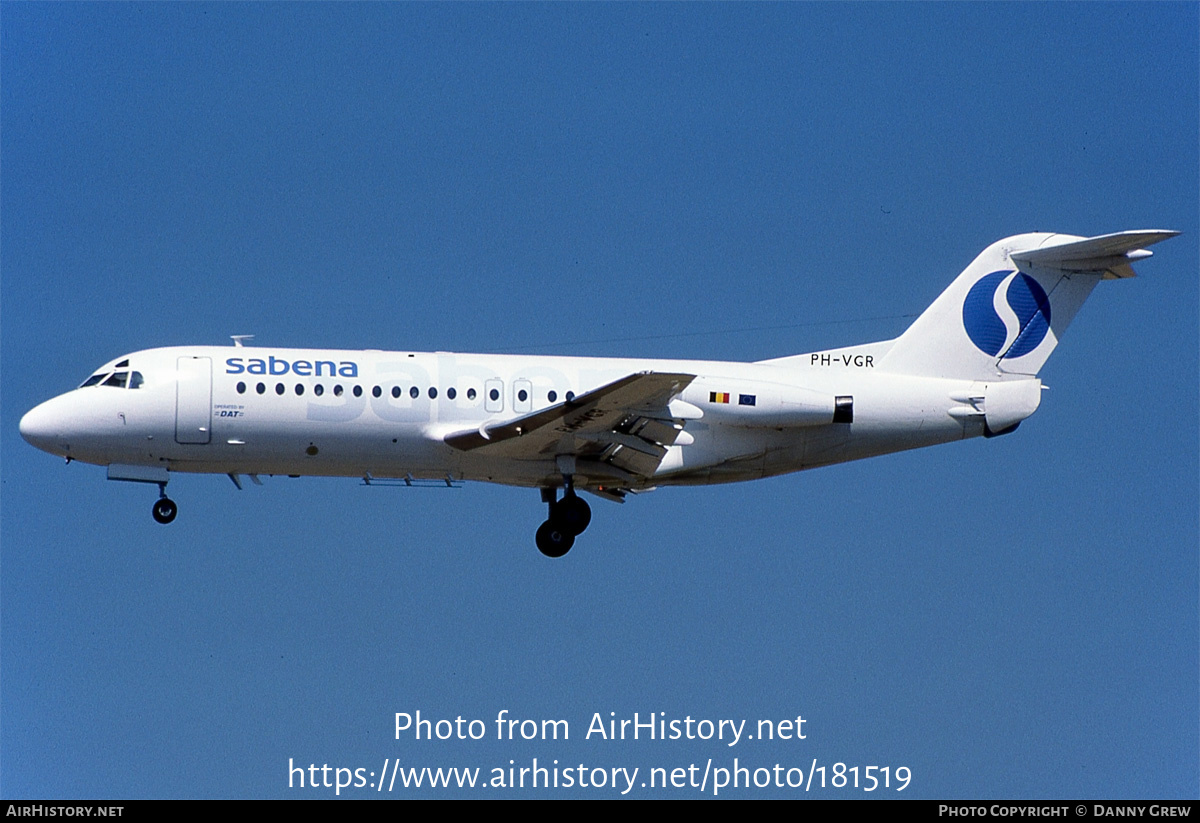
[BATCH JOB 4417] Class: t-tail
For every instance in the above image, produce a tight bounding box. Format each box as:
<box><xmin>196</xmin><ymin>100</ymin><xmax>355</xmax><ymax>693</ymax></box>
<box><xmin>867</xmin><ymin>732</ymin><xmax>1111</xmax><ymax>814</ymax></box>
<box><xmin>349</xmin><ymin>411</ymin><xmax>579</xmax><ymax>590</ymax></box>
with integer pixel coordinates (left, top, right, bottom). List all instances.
<box><xmin>877</xmin><ymin>230</ymin><xmax>1179</xmax><ymax>381</ymax></box>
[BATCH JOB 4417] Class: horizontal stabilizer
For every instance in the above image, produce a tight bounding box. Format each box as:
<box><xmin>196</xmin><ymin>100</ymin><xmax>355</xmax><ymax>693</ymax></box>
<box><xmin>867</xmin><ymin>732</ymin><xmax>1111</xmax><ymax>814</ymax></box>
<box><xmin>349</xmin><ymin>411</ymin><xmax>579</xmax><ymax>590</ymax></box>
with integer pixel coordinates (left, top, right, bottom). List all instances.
<box><xmin>1012</xmin><ymin>230</ymin><xmax>1179</xmax><ymax>279</ymax></box>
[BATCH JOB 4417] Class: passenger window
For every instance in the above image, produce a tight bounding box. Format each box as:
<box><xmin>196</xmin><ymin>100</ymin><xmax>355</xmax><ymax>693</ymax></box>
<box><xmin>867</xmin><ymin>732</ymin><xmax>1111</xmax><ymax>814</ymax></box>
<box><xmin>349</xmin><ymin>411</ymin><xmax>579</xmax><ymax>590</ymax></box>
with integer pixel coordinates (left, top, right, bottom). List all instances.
<box><xmin>334</xmin><ymin>385</ymin><xmax>343</xmax><ymax>397</ymax></box>
<box><xmin>353</xmin><ymin>385</ymin><xmax>363</xmax><ymax>397</ymax></box>
<box><xmin>314</xmin><ymin>384</ymin><xmax>324</xmax><ymax>396</ymax></box>
<box><xmin>467</xmin><ymin>388</ymin><xmax>477</xmax><ymax>400</ymax></box>
<box><xmin>566</xmin><ymin>391</ymin><xmax>575</xmax><ymax>401</ymax></box>
<box><xmin>410</xmin><ymin>386</ymin><xmax>419</xmax><ymax>399</ymax></box>
<box><xmin>548</xmin><ymin>390</ymin><xmax>557</xmax><ymax>403</ymax></box>
<box><xmin>237</xmin><ymin>382</ymin><xmax>246</xmax><ymax>394</ymax></box>
<box><xmin>391</xmin><ymin>386</ymin><xmax>401</xmax><ymax>399</ymax></box>
<box><xmin>256</xmin><ymin>383</ymin><xmax>266</xmax><ymax>394</ymax></box>
<box><xmin>275</xmin><ymin>383</ymin><xmax>285</xmax><ymax>395</ymax></box>
<box><xmin>428</xmin><ymin>387</ymin><xmax>437</xmax><ymax>399</ymax></box>
<box><xmin>485</xmin><ymin>379</ymin><xmax>504</xmax><ymax>413</ymax></box>
<box><xmin>447</xmin><ymin>387</ymin><xmax>457</xmax><ymax>400</ymax></box>
<box><xmin>295</xmin><ymin>384</ymin><xmax>305</xmax><ymax>396</ymax></box>
<box><xmin>373</xmin><ymin>386</ymin><xmax>382</xmax><ymax>398</ymax></box>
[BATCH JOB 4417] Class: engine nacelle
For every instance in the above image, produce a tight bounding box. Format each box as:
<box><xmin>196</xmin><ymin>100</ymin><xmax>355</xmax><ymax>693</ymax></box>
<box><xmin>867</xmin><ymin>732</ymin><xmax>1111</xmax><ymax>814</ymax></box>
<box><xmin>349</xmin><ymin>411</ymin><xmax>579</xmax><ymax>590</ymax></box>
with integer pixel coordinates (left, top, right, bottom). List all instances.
<box><xmin>948</xmin><ymin>378</ymin><xmax>1043</xmax><ymax>437</ymax></box>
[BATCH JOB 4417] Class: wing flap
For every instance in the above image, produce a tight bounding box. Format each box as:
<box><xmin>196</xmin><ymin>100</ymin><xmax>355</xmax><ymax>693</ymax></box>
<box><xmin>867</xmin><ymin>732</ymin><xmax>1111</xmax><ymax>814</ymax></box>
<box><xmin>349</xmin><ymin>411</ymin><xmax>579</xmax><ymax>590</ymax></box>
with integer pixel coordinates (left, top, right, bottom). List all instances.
<box><xmin>607</xmin><ymin>444</ymin><xmax>666</xmax><ymax>477</ymax></box>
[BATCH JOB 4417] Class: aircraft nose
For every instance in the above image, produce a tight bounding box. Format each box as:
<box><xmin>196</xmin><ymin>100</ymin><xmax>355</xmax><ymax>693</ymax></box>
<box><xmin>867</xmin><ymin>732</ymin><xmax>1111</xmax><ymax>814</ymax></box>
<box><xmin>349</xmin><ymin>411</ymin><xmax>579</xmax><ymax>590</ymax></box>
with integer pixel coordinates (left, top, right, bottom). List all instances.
<box><xmin>20</xmin><ymin>397</ymin><xmax>69</xmax><ymax>454</ymax></box>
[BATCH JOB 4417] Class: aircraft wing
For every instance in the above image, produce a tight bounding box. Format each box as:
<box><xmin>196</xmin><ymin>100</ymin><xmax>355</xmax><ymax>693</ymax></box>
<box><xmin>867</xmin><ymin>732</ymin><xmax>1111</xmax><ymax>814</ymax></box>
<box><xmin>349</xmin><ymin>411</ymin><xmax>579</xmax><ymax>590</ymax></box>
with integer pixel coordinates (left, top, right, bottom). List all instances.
<box><xmin>444</xmin><ymin>371</ymin><xmax>696</xmax><ymax>482</ymax></box>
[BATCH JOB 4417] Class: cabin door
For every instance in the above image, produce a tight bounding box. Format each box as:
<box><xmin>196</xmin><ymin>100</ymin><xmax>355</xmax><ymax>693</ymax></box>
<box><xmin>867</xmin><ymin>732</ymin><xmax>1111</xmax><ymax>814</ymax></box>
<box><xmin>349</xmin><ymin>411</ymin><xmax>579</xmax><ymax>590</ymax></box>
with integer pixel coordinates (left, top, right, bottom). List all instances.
<box><xmin>175</xmin><ymin>356</ymin><xmax>212</xmax><ymax>445</ymax></box>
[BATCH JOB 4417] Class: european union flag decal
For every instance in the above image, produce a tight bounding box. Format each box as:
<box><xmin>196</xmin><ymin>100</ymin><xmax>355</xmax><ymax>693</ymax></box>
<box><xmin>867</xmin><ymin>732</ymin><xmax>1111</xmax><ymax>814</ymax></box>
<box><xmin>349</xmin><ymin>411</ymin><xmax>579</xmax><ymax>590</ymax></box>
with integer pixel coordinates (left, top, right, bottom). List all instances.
<box><xmin>738</xmin><ymin>394</ymin><xmax>756</xmax><ymax>406</ymax></box>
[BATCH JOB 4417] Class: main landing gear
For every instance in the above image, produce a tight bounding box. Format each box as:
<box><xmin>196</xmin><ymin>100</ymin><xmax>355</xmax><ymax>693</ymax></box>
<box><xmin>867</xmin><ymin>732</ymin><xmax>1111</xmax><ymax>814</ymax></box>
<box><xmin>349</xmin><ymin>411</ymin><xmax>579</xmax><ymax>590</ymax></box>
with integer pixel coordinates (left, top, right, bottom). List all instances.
<box><xmin>535</xmin><ymin>484</ymin><xmax>591</xmax><ymax>558</ymax></box>
<box><xmin>151</xmin><ymin>483</ymin><xmax>177</xmax><ymax>524</ymax></box>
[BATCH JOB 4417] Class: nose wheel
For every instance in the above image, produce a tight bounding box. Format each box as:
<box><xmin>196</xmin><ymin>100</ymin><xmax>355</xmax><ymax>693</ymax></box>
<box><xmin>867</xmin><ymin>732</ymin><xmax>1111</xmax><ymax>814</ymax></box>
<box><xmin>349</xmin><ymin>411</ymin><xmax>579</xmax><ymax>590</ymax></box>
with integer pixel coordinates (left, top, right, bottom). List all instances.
<box><xmin>152</xmin><ymin>497</ymin><xmax>178</xmax><ymax>524</ymax></box>
<box><xmin>151</xmin><ymin>482</ymin><xmax>177</xmax><ymax>524</ymax></box>
<box><xmin>535</xmin><ymin>485</ymin><xmax>591</xmax><ymax>557</ymax></box>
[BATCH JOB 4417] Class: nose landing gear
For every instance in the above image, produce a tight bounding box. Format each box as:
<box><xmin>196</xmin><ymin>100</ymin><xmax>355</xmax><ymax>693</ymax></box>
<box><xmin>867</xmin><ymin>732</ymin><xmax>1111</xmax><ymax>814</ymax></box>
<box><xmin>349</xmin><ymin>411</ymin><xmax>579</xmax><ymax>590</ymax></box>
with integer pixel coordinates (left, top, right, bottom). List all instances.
<box><xmin>535</xmin><ymin>483</ymin><xmax>591</xmax><ymax>558</ymax></box>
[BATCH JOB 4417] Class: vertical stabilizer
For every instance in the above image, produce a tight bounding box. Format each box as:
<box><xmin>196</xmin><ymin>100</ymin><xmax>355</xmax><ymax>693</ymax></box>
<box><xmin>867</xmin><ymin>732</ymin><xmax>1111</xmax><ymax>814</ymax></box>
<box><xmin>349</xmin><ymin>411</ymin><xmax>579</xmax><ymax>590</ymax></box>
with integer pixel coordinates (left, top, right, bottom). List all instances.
<box><xmin>877</xmin><ymin>231</ymin><xmax>1177</xmax><ymax>380</ymax></box>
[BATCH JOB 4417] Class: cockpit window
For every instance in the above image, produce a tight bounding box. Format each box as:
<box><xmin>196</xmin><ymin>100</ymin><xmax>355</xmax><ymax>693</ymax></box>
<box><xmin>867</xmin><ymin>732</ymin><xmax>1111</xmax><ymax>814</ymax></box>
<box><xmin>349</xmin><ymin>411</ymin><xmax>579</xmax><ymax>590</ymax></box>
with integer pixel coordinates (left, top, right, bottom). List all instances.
<box><xmin>80</xmin><ymin>365</ymin><xmax>144</xmax><ymax>389</ymax></box>
<box><xmin>115</xmin><ymin>359</ymin><xmax>129</xmax><ymax>368</ymax></box>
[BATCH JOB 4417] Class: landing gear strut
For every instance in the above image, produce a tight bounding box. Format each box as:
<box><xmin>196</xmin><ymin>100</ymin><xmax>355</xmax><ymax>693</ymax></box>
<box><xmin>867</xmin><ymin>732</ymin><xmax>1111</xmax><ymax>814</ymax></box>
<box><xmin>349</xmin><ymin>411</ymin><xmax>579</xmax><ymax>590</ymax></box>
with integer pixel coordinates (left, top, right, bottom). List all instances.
<box><xmin>535</xmin><ymin>481</ymin><xmax>591</xmax><ymax>558</ymax></box>
<box><xmin>151</xmin><ymin>482</ymin><xmax>177</xmax><ymax>524</ymax></box>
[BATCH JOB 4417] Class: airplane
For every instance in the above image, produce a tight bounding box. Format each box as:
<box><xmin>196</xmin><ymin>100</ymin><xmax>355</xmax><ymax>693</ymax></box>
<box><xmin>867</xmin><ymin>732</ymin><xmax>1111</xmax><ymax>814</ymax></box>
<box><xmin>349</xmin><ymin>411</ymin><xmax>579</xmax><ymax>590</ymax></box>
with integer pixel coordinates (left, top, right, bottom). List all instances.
<box><xmin>19</xmin><ymin>229</ymin><xmax>1178</xmax><ymax>557</ymax></box>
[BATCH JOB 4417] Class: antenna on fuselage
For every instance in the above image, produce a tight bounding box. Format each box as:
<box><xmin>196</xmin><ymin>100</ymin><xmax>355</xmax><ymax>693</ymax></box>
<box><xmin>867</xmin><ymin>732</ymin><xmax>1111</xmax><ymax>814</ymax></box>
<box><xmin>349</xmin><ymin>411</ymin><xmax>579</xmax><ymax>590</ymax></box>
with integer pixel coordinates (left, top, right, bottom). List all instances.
<box><xmin>230</xmin><ymin>335</ymin><xmax>255</xmax><ymax>348</ymax></box>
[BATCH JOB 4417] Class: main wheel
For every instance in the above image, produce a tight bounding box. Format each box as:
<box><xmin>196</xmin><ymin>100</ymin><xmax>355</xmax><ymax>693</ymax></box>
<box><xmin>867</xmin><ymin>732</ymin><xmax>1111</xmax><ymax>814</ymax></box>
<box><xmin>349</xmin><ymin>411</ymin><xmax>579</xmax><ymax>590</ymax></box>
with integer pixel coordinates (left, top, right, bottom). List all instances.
<box><xmin>535</xmin><ymin>520</ymin><xmax>574</xmax><ymax>558</ymax></box>
<box><xmin>551</xmin><ymin>493</ymin><xmax>591</xmax><ymax>536</ymax></box>
<box><xmin>152</xmin><ymin>497</ymin><xmax>178</xmax><ymax>524</ymax></box>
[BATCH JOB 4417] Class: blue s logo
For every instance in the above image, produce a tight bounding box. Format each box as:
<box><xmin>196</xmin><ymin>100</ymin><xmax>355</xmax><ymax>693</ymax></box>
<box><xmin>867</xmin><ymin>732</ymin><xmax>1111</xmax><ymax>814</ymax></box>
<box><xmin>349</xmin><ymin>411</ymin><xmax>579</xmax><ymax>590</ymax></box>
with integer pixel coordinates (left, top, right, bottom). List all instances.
<box><xmin>962</xmin><ymin>271</ymin><xmax>1052</xmax><ymax>358</ymax></box>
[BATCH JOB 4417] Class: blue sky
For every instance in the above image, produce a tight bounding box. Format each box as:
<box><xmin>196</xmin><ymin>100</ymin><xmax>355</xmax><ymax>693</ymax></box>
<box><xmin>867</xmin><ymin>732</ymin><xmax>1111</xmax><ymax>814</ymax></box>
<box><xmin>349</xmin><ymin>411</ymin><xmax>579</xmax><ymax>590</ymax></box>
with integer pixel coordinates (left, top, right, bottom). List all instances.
<box><xmin>2</xmin><ymin>3</ymin><xmax>1196</xmax><ymax>798</ymax></box>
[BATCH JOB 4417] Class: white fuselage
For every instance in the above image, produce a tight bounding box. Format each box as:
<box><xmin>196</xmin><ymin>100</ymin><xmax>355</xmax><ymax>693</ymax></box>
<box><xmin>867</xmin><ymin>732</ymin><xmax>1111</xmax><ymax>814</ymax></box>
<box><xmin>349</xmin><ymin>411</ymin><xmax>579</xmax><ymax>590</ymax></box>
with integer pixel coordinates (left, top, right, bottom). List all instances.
<box><xmin>20</xmin><ymin>343</ymin><xmax>996</xmax><ymax>491</ymax></box>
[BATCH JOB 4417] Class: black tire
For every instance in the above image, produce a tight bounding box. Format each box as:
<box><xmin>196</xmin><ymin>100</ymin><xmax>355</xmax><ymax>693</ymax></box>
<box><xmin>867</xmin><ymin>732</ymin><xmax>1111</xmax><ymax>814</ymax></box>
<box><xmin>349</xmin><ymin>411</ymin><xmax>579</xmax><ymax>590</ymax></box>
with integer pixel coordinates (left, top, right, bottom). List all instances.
<box><xmin>152</xmin><ymin>497</ymin><xmax>178</xmax><ymax>524</ymax></box>
<box><xmin>551</xmin><ymin>494</ymin><xmax>591</xmax><ymax>536</ymax></box>
<box><xmin>535</xmin><ymin>520</ymin><xmax>574</xmax><ymax>558</ymax></box>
